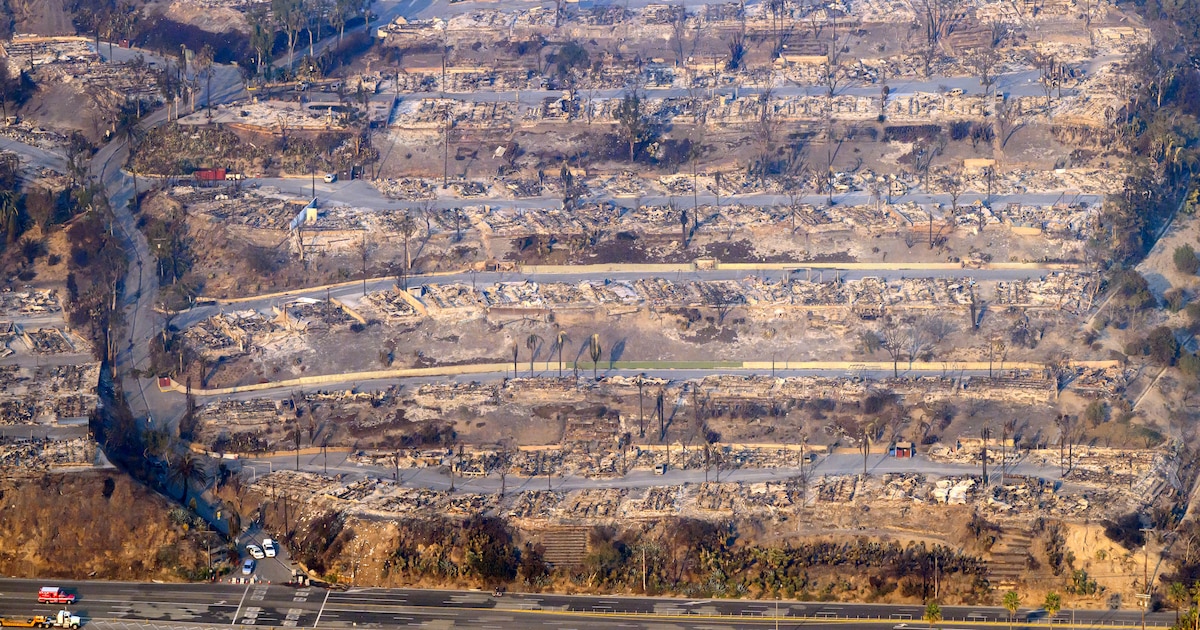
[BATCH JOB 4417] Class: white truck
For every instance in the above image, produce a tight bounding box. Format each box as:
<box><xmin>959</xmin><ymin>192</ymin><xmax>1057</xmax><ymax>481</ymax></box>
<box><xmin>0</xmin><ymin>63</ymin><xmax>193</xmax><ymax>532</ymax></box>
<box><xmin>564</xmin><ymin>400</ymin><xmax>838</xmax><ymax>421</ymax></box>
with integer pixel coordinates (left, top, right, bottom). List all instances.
<box><xmin>49</xmin><ymin>611</ymin><xmax>81</xmax><ymax>629</ymax></box>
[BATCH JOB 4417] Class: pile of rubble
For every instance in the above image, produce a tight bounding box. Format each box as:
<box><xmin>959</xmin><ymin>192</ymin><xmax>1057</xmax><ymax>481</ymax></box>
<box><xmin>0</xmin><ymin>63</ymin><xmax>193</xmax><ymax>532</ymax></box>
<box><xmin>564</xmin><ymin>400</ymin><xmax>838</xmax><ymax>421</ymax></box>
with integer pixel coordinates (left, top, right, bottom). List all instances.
<box><xmin>994</xmin><ymin>273</ymin><xmax>1099</xmax><ymax>313</ymax></box>
<box><xmin>393</xmin><ymin>274</ymin><xmax>1092</xmax><ymax>318</ymax></box>
<box><xmin>275</xmin><ymin>299</ymin><xmax>360</xmax><ymax>331</ymax></box>
<box><xmin>182</xmin><ymin>100</ymin><xmax>351</xmax><ymax>132</ymax></box>
<box><xmin>561</xmin><ymin>489</ymin><xmax>624</xmax><ymax>519</ymax></box>
<box><xmin>696</xmin><ymin>482</ymin><xmax>744</xmax><ymax>512</ymax></box>
<box><xmin>638</xmin><ymin>486</ymin><xmax>682</xmax><ymax>512</ymax></box>
<box><xmin>182</xmin><ymin>189</ymin><xmax>307</xmax><ymax>230</ymax></box>
<box><xmin>368</xmin><ymin>487</ymin><xmax>445</xmax><ymax>514</ymax></box>
<box><xmin>183</xmin><ymin>311</ymin><xmax>284</xmax><ymax>360</ymax></box>
<box><xmin>197</xmin><ymin>400</ymin><xmax>284</xmax><ymax>442</ymax></box>
<box><xmin>932</xmin><ymin>477</ymin><xmax>977</xmax><ymax>504</ymax></box>
<box><xmin>818</xmin><ymin>475</ymin><xmax>859</xmax><ymax>502</ymax></box>
<box><xmin>506</xmin><ymin>490</ymin><xmax>564</xmax><ymax>519</ymax></box>
<box><xmin>0</xmin><ymin>289</ymin><xmax>60</xmax><ymax>317</ymax></box>
<box><xmin>0</xmin><ymin>364</ymin><xmax>99</xmax><ymax>424</ymax></box>
<box><xmin>2</xmin><ymin>36</ymin><xmax>96</xmax><ymax>71</ymax></box>
<box><xmin>358</xmin><ymin>291</ymin><xmax>420</xmax><ymax>322</ymax></box>
<box><xmin>877</xmin><ymin>473</ymin><xmax>927</xmax><ymax>501</ymax></box>
<box><xmin>373</xmin><ymin>178</ymin><xmax>437</xmax><ymax>200</ymax></box>
<box><xmin>3</xmin><ymin>38</ymin><xmax>159</xmax><ymax>106</ymax></box>
<box><xmin>0</xmin><ymin>122</ymin><xmax>70</xmax><ymax>153</ymax></box>
<box><xmin>249</xmin><ymin>470</ymin><xmax>343</xmax><ymax>502</ymax></box>
<box><xmin>24</xmin><ymin>328</ymin><xmax>75</xmax><ymax>354</ymax></box>
<box><xmin>0</xmin><ymin>437</ymin><xmax>96</xmax><ymax>470</ymax></box>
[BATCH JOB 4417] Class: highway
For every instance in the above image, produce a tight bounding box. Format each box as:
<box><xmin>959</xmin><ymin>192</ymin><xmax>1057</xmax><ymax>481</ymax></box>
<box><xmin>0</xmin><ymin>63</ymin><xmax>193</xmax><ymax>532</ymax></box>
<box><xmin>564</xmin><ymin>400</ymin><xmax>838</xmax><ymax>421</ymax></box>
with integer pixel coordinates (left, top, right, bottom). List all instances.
<box><xmin>0</xmin><ymin>579</ymin><xmax>1173</xmax><ymax>630</ymax></box>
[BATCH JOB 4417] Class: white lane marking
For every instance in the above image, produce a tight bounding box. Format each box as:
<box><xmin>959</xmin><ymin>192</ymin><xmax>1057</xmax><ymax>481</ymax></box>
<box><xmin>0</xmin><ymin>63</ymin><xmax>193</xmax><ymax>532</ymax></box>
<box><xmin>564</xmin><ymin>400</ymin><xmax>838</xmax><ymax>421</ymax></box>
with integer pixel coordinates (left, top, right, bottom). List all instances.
<box><xmin>230</xmin><ymin>583</ymin><xmax>251</xmax><ymax>626</ymax></box>
<box><xmin>313</xmin><ymin>587</ymin><xmax>331</xmax><ymax>628</ymax></box>
<box><xmin>82</xmin><ymin>598</ymin><xmax>240</xmax><ymax>608</ymax></box>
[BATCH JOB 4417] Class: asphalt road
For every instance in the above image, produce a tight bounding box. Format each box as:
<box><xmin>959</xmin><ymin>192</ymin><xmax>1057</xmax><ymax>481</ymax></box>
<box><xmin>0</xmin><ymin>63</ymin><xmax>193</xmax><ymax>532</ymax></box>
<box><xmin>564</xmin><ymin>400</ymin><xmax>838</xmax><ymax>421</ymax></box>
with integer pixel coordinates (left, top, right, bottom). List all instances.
<box><xmin>169</xmin><ymin>264</ymin><xmax>1050</xmax><ymax>330</ymax></box>
<box><xmin>395</xmin><ymin>68</ymin><xmax>1062</xmax><ymax>105</ymax></box>
<box><xmin>0</xmin><ymin>579</ymin><xmax>1172</xmax><ymax>629</ymax></box>
<box><xmin>0</xmin><ymin>136</ymin><xmax>67</xmax><ymax>177</ymax></box>
<box><xmin>0</xmin><ymin>580</ymin><xmax>1171</xmax><ymax>628</ymax></box>
<box><xmin>260</xmin><ymin>175</ymin><xmax>1098</xmax><ymax>214</ymax></box>
<box><xmin>86</xmin><ymin>37</ymin><xmax>251</xmax><ymax>431</ymax></box>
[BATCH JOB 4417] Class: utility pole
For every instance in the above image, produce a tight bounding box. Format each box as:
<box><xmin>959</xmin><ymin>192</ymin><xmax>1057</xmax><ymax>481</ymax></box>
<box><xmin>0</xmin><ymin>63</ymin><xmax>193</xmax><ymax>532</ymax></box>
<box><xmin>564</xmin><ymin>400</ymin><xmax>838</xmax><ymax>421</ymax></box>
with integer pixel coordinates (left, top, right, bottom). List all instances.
<box><xmin>642</xmin><ymin>546</ymin><xmax>647</xmax><ymax>593</ymax></box>
<box><xmin>799</xmin><ymin>439</ymin><xmax>805</xmax><ymax>473</ymax></box>
<box><xmin>442</xmin><ymin>107</ymin><xmax>450</xmax><ymax>188</ymax></box>
<box><xmin>934</xmin><ymin>554</ymin><xmax>940</xmax><ymax>600</ymax></box>
<box><xmin>1141</xmin><ymin>526</ymin><xmax>1155</xmax><ymax>630</ymax></box>
<box><xmin>981</xmin><ymin>425</ymin><xmax>990</xmax><ymax>486</ymax></box>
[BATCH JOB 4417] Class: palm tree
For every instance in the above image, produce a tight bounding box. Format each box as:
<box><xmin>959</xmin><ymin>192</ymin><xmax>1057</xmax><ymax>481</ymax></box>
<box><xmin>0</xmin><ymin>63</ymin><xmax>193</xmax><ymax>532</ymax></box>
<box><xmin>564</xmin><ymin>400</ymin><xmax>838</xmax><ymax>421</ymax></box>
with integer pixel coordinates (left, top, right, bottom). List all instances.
<box><xmin>1001</xmin><ymin>418</ymin><xmax>1017</xmax><ymax>485</ymax></box>
<box><xmin>194</xmin><ymin>44</ymin><xmax>214</xmax><ymax>115</ymax></box>
<box><xmin>526</xmin><ymin>333</ymin><xmax>541</xmax><ymax>377</ymax></box>
<box><xmin>923</xmin><ymin>601</ymin><xmax>942</xmax><ymax>628</ymax></box>
<box><xmin>1043</xmin><ymin>592</ymin><xmax>1061</xmax><ymax>623</ymax></box>
<box><xmin>636</xmin><ymin>374</ymin><xmax>646</xmax><ymax>437</ymax></box>
<box><xmin>589</xmin><ymin>333</ymin><xmax>602</xmax><ymax>380</ymax></box>
<box><xmin>398</xmin><ymin>211</ymin><xmax>416</xmax><ymax>276</ymax></box>
<box><xmin>1003</xmin><ymin>591</ymin><xmax>1020</xmax><ymax>630</ymax></box>
<box><xmin>0</xmin><ymin>190</ymin><xmax>17</xmax><ymax>242</ymax></box>
<box><xmin>116</xmin><ymin>103</ymin><xmax>143</xmax><ymax>210</ymax></box>
<box><xmin>169</xmin><ymin>451</ymin><xmax>210</xmax><ymax>507</ymax></box>
<box><xmin>555</xmin><ymin>330</ymin><xmax>568</xmax><ymax>377</ymax></box>
<box><xmin>1169</xmin><ymin>582</ymin><xmax>1189</xmax><ymax>624</ymax></box>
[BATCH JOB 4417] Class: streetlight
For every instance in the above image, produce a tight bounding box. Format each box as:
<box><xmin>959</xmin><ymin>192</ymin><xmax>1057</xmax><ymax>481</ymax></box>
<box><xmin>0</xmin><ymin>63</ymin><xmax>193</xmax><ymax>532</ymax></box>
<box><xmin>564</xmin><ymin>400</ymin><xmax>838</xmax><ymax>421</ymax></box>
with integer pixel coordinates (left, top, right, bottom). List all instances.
<box><xmin>775</xmin><ymin>586</ymin><xmax>781</xmax><ymax>630</ymax></box>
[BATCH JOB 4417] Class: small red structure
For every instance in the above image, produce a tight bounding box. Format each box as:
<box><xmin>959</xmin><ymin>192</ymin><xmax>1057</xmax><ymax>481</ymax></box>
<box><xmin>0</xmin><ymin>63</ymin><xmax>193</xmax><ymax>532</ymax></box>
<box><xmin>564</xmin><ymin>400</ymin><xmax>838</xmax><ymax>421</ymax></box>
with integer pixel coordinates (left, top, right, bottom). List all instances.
<box><xmin>193</xmin><ymin>168</ymin><xmax>227</xmax><ymax>182</ymax></box>
<box><xmin>157</xmin><ymin>376</ymin><xmax>173</xmax><ymax>392</ymax></box>
<box><xmin>891</xmin><ymin>441</ymin><xmax>914</xmax><ymax>458</ymax></box>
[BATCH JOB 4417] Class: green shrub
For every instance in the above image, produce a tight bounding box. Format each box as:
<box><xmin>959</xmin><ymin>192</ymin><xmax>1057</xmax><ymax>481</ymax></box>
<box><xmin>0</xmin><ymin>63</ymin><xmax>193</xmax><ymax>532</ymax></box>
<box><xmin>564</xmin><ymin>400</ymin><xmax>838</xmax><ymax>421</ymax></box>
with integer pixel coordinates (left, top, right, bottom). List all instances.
<box><xmin>1166</xmin><ymin>288</ymin><xmax>1188</xmax><ymax>312</ymax></box>
<box><xmin>1175</xmin><ymin>244</ymin><xmax>1200</xmax><ymax>274</ymax></box>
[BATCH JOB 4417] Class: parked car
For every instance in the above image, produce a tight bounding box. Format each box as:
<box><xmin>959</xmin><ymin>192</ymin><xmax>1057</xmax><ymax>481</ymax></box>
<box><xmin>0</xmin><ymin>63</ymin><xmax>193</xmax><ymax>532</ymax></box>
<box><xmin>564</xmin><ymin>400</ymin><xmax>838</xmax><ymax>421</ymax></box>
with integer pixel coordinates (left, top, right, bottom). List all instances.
<box><xmin>242</xmin><ymin>559</ymin><xmax>256</xmax><ymax>575</ymax></box>
<box><xmin>247</xmin><ymin>544</ymin><xmax>265</xmax><ymax>559</ymax></box>
<box><xmin>262</xmin><ymin>538</ymin><xmax>277</xmax><ymax>558</ymax></box>
<box><xmin>323</xmin><ymin>173</ymin><xmax>337</xmax><ymax>183</ymax></box>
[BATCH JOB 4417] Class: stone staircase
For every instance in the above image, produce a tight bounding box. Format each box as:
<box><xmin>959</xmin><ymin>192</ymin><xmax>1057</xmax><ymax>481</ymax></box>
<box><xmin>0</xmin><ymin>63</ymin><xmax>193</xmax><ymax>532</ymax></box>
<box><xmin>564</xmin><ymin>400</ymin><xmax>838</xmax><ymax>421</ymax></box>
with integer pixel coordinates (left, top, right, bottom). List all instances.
<box><xmin>987</xmin><ymin>528</ymin><xmax>1033</xmax><ymax>589</ymax></box>
<box><xmin>535</xmin><ymin>526</ymin><xmax>589</xmax><ymax>567</ymax></box>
